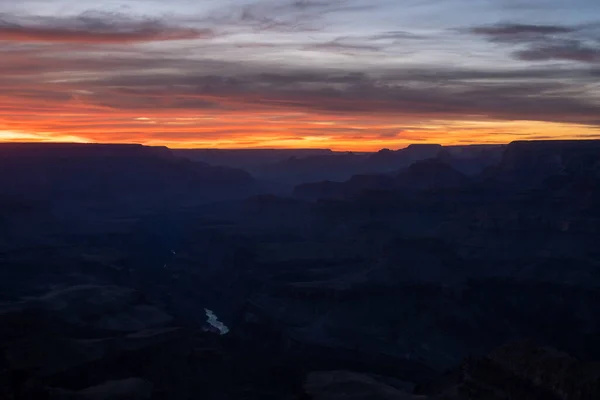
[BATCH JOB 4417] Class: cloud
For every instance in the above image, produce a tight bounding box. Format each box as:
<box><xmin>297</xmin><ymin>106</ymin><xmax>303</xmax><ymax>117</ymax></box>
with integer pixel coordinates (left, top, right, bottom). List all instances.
<box><xmin>1</xmin><ymin>45</ymin><xmax>597</xmax><ymax>129</ymax></box>
<box><xmin>515</xmin><ymin>40</ymin><xmax>600</xmax><ymax>63</ymax></box>
<box><xmin>298</xmin><ymin>31</ymin><xmax>424</xmax><ymax>54</ymax></box>
<box><xmin>471</xmin><ymin>23</ymin><xmax>574</xmax><ymax>38</ymax></box>
<box><xmin>290</xmin><ymin>0</ymin><xmax>338</xmax><ymax>10</ymax></box>
<box><xmin>468</xmin><ymin>23</ymin><xmax>576</xmax><ymax>46</ymax></box>
<box><xmin>204</xmin><ymin>0</ymin><xmax>373</xmax><ymax>33</ymax></box>
<box><xmin>0</xmin><ymin>13</ymin><xmax>213</xmax><ymax>44</ymax></box>
<box><xmin>378</xmin><ymin>130</ymin><xmax>403</xmax><ymax>138</ymax></box>
<box><xmin>258</xmin><ymin>71</ymin><xmax>368</xmax><ymax>84</ymax></box>
<box><xmin>469</xmin><ymin>21</ymin><xmax>600</xmax><ymax>64</ymax></box>
<box><xmin>304</xmin><ymin>40</ymin><xmax>382</xmax><ymax>53</ymax></box>
<box><xmin>368</xmin><ymin>31</ymin><xmax>424</xmax><ymax>41</ymax></box>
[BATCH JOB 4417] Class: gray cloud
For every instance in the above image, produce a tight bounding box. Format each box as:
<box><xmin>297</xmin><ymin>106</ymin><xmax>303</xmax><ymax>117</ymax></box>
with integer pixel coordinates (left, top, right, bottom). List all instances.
<box><xmin>0</xmin><ymin>12</ymin><xmax>213</xmax><ymax>44</ymax></box>
<box><xmin>469</xmin><ymin>21</ymin><xmax>600</xmax><ymax>64</ymax></box>
<box><xmin>515</xmin><ymin>40</ymin><xmax>600</xmax><ymax>63</ymax></box>
<box><xmin>40</xmin><ymin>57</ymin><xmax>594</xmax><ymax>126</ymax></box>
<box><xmin>471</xmin><ymin>23</ymin><xmax>574</xmax><ymax>37</ymax></box>
<box><xmin>202</xmin><ymin>0</ymin><xmax>373</xmax><ymax>33</ymax></box>
<box><xmin>304</xmin><ymin>40</ymin><xmax>382</xmax><ymax>53</ymax></box>
<box><xmin>368</xmin><ymin>31</ymin><xmax>425</xmax><ymax>41</ymax></box>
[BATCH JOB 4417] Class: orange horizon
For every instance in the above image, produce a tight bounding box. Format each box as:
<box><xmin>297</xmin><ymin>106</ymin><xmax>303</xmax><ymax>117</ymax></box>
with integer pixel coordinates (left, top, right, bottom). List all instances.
<box><xmin>0</xmin><ymin>120</ymin><xmax>600</xmax><ymax>152</ymax></box>
<box><xmin>0</xmin><ymin>135</ymin><xmax>597</xmax><ymax>152</ymax></box>
<box><xmin>2</xmin><ymin>117</ymin><xmax>599</xmax><ymax>152</ymax></box>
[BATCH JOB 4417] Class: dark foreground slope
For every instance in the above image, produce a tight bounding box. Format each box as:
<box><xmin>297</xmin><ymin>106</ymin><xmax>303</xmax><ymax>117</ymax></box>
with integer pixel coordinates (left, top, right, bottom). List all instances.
<box><xmin>1</xmin><ymin>286</ymin><xmax>599</xmax><ymax>399</ymax></box>
<box><xmin>0</xmin><ymin>140</ymin><xmax>599</xmax><ymax>399</ymax></box>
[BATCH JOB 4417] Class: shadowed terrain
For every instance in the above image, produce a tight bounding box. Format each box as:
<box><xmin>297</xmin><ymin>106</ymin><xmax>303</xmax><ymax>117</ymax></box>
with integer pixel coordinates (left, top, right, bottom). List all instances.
<box><xmin>1</xmin><ymin>141</ymin><xmax>599</xmax><ymax>399</ymax></box>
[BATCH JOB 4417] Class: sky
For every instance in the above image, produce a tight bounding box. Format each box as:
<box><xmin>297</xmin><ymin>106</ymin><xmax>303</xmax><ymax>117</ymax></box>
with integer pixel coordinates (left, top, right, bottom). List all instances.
<box><xmin>1</xmin><ymin>0</ymin><xmax>599</xmax><ymax>150</ymax></box>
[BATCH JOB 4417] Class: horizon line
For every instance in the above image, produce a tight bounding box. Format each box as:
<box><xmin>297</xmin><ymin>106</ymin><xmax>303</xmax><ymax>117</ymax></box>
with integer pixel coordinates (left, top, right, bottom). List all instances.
<box><xmin>2</xmin><ymin>139</ymin><xmax>599</xmax><ymax>152</ymax></box>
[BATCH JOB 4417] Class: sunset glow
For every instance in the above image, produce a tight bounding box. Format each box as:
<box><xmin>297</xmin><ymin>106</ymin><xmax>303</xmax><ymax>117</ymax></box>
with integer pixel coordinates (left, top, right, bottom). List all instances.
<box><xmin>1</xmin><ymin>0</ymin><xmax>599</xmax><ymax>150</ymax></box>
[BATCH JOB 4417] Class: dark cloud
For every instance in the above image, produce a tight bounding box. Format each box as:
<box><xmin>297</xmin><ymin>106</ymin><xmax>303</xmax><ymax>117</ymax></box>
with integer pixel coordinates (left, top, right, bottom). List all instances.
<box><xmin>515</xmin><ymin>40</ymin><xmax>600</xmax><ymax>63</ymax></box>
<box><xmin>469</xmin><ymin>21</ymin><xmax>600</xmax><ymax>64</ymax></box>
<box><xmin>258</xmin><ymin>71</ymin><xmax>368</xmax><ymax>85</ymax></box>
<box><xmin>304</xmin><ymin>40</ymin><xmax>382</xmax><ymax>53</ymax></box>
<box><xmin>468</xmin><ymin>23</ymin><xmax>575</xmax><ymax>46</ymax></box>
<box><xmin>289</xmin><ymin>0</ymin><xmax>338</xmax><ymax>10</ymax></box>
<box><xmin>0</xmin><ymin>13</ymin><xmax>213</xmax><ymax>44</ymax></box>
<box><xmin>471</xmin><ymin>23</ymin><xmax>574</xmax><ymax>37</ymax></box>
<box><xmin>204</xmin><ymin>0</ymin><xmax>373</xmax><ymax>33</ymax></box>
<box><xmin>57</xmin><ymin>62</ymin><xmax>597</xmax><ymax>126</ymax></box>
<box><xmin>378</xmin><ymin>130</ymin><xmax>403</xmax><ymax>138</ymax></box>
<box><xmin>368</xmin><ymin>31</ymin><xmax>424</xmax><ymax>41</ymax></box>
<box><xmin>382</xmin><ymin>66</ymin><xmax>595</xmax><ymax>81</ymax></box>
<box><xmin>2</xmin><ymin>45</ymin><xmax>596</xmax><ymax>126</ymax></box>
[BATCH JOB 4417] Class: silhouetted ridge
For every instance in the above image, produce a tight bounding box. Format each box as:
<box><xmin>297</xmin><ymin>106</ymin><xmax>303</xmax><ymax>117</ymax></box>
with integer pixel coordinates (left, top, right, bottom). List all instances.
<box><xmin>485</xmin><ymin>140</ymin><xmax>600</xmax><ymax>188</ymax></box>
<box><xmin>173</xmin><ymin>144</ymin><xmax>503</xmax><ymax>194</ymax></box>
<box><xmin>0</xmin><ymin>142</ymin><xmax>173</xmax><ymax>159</ymax></box>
<box><xmin>438</xmin><ymin>144</ymin><xmax>505</xmax><ymax>175</ymax></box>
<box><xmin>0</xmin><ymin>143</ymin><xmax>258</xmax><ymax>219</ymax></box>
<box><xmin>367</xmin><ymin>144</ymin><xmax>443</xmax><ymax>171</ymax></box>
<box><xmin>294</xmin><ymin>159</ymin><xmax>468</xmax><ymax>200</ymax></box>
<box><xmin>174</xmin><ymin>148</ymin><xmax>334</xmax><ymax>168</ymax></box>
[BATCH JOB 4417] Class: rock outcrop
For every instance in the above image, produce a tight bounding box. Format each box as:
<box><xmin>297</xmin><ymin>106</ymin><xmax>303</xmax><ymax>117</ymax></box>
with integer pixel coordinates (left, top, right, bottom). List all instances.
<box><xmin>416</xmin><ymin>342</ymin><xmax>600</xmax><ymax>400</ymax></box>
<box><xmin>1</xmin><ymin>285</ymin><xmax>173</xmax><ymax>334</ymax></box>
<box><xmin>305</xmin><ymin>371</ymin><xmax>422</xmax><ymax>400</ymax></box>
<box><xmin>485</xmin><ymin>140</ymin><xmax>600</xmax><ymax>188</ymax></box>
<box><xmin>47</xmin><ymin>378</ymin><xmax>153</xmax><ymax>400</ymax></box>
